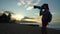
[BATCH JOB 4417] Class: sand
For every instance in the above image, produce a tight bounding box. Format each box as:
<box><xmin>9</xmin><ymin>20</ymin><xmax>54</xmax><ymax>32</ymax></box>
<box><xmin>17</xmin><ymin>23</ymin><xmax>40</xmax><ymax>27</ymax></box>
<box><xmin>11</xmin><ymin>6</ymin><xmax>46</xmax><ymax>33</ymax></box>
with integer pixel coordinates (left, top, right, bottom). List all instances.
<box><xmin>0</xmin><ymin>23</ymin><xmax>60</xmax><ymax>34</ymax></box>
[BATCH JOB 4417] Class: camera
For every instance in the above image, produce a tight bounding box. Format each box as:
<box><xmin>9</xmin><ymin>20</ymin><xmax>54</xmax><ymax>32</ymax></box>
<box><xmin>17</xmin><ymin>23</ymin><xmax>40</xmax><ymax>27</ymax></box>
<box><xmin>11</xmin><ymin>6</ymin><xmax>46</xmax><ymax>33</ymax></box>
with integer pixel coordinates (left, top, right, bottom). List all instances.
<box><xmin>34</xmin><ymin>4</ymin><xmax>48</xmax><ymax>9</ymax></box>
<box><xmin>34</xmin><ymin>6</ymin><xmax>41</xmax><ymax>9</ymax></box>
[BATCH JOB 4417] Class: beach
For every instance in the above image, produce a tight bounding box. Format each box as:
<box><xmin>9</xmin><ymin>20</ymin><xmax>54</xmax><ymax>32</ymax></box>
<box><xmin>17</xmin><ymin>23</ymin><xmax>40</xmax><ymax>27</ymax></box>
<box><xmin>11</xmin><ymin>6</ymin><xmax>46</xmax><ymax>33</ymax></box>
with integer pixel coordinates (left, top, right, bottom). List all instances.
<box><xmin>0</xmin><ymin>23</ymin><xmax>60</xmax><ymax>34</ymax></box>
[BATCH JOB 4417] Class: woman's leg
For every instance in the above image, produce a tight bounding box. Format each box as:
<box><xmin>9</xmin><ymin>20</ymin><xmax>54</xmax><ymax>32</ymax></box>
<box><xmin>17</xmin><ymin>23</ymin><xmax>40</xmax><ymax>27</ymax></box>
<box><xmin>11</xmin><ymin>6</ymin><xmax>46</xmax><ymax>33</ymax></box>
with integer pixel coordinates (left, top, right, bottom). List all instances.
<box><xmin>41</xmin><ymin>21</ymin><xmax>48</xmax><ymax>34</ymax></box>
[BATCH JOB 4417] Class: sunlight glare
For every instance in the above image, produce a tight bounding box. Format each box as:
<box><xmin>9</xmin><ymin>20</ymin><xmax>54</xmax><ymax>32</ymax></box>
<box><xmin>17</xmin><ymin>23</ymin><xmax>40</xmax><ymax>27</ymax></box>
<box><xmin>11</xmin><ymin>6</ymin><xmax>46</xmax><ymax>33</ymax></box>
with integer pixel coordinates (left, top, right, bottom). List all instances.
<box><xmin>11</xmin><ymin>14</ymin><xmax>24</xmax><ymax>21</ymax></box>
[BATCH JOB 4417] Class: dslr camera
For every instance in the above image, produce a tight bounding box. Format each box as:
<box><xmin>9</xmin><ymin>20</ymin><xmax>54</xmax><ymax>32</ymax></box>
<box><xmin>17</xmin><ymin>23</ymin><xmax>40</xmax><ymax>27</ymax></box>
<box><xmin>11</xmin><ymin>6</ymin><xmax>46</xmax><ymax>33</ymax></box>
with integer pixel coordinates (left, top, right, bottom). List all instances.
<box><xmin>34</xmin><ymin>4</ymin><xmax>48</xmax><ymax>9</ymax></box>
<box><xmin>34</xmin><ymin>6</ymin><xmax>41</xmax><ymax>9</ymax></box>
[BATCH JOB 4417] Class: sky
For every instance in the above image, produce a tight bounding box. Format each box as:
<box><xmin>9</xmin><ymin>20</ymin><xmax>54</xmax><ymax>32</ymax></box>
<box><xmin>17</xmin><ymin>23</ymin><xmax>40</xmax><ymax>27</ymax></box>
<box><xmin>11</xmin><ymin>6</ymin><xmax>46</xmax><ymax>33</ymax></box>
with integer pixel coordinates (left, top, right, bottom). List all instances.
<box><xmin>0</xmin><ymin>0</ymin><xmax>60</xmax><ymax>23</ymax></box>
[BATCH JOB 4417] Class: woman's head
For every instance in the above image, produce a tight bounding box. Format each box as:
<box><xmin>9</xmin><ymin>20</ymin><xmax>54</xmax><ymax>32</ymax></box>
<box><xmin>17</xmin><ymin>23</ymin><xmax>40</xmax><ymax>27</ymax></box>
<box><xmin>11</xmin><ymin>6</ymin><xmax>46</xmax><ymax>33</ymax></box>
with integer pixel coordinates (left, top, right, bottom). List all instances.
<box><xmin>42</xmin><ymin>3</ymin><xmax>49</xmax><ymax>10</ymax></box>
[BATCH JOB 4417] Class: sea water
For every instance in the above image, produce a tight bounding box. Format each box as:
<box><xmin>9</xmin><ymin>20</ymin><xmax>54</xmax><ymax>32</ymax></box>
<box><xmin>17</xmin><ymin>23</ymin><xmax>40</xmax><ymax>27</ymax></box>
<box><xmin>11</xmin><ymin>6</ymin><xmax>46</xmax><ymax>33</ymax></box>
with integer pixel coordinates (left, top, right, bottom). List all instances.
<box><xmin>47</xmin><ymin>22</ymin><xmax>60</xmax><ymax>30</ymax></box>
<box><xmin>20</xmin><ymin>22</ymin><xmax>60</xmax><ymax>30</ymax></box>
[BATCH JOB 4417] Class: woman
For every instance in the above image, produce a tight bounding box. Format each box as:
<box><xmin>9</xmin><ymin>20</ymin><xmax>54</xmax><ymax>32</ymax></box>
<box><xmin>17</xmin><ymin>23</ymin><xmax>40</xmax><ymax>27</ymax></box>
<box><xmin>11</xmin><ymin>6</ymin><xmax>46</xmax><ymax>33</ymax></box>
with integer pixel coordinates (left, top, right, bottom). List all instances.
<box><xmin>40</xmin><ymin>4</ymin><xmax>52</xmax><ymax>34</ymax></box>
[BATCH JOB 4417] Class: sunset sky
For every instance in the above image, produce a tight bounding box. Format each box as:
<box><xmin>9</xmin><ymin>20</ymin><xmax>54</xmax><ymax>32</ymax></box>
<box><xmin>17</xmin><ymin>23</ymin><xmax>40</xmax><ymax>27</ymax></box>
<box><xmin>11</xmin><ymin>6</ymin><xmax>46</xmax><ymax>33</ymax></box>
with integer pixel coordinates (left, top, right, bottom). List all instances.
<box><xmin>0</xmin><ymin>0</ymin><xmax>60</xmax><ymax>23</ymax></box>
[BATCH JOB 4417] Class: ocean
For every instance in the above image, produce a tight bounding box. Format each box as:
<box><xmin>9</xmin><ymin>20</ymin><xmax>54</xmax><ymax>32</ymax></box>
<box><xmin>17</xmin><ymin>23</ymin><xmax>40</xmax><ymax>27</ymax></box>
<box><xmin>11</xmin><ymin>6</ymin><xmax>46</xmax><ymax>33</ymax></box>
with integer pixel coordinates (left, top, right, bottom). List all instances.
<box><xmin>20</xmin><ymin>22</ymin><xmax>60</xmax><ymax>30</ymax></box>
<box><xmin>47</xmin><ymin>22</ymin><xmax>60</xmax><ymax>30</ymax></box>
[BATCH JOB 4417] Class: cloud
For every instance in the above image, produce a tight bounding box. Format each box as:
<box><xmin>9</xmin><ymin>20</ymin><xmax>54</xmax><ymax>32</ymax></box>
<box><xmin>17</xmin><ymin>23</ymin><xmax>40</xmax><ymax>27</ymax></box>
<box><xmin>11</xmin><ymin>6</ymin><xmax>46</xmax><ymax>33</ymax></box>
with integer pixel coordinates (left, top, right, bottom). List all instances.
<box><xmin>17</xmin><ymin>2</ymin><xmax>22</xmax><ymax>6</ymax></box>
<box><xmin>23</xmin><ymin>17</ymin><xmax>41</xmax><ymax>23</ymax></box>
<box><xmin>17</xmin><ymin>0</ymin><xmax>41</xmax><ymax>10</ymax></box>
<box><xmin>33</xmin><ymin>0</ymin><xmax>41</xmax><ymax>5</ymax></box>
<box><xmin>52</xmin><ymin>18</ymin><xmax>60</xmax><ymax>23</ymax></box>
<box><xmin>11</xmin><ymin>14</ymin><xmax>24</xmax><ymax>20</ymax></box>
<box><xmin>26</xmin><ymin>6</ymin><xmax>33</xmax><ymax>10</ymax></box>
<box><xmin>20</xmin><ymin>0</ymin><xmax>25</xmax><ymax>5</ymax></box>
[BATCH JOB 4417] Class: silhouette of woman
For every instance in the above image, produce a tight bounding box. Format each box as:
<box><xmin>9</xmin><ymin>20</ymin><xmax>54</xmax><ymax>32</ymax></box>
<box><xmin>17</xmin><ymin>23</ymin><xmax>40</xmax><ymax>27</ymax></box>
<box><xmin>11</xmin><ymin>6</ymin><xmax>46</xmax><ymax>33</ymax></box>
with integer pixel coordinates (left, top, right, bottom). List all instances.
<box><xmin>40</xmin><ymin>4</ymin><xmax>52</xmax><ymax>34</ymax></box>
<box><xmin>34</xmin><ymin>3</ymin><xmax>52</xmax><ymax>34</ymax></box>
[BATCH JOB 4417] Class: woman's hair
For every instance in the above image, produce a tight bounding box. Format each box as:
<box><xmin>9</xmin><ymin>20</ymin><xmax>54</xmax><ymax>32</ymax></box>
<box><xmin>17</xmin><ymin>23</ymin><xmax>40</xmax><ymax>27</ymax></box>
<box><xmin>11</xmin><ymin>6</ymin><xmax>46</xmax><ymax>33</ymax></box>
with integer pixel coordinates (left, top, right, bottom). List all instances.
<box><xmin>41</xmin><ymin>3</ymin><xmax>49</xmax><ymax>10</ymax></box>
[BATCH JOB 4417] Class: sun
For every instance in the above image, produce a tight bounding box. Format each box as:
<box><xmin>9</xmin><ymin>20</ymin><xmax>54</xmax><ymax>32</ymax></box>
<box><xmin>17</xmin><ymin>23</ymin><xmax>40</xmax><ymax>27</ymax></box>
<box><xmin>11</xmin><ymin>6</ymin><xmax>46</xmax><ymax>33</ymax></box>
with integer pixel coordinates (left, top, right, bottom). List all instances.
<box><xmin>11</xmin><ymin>14</ymin><xmax>24</xmax><ymax>21</ymax></box>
